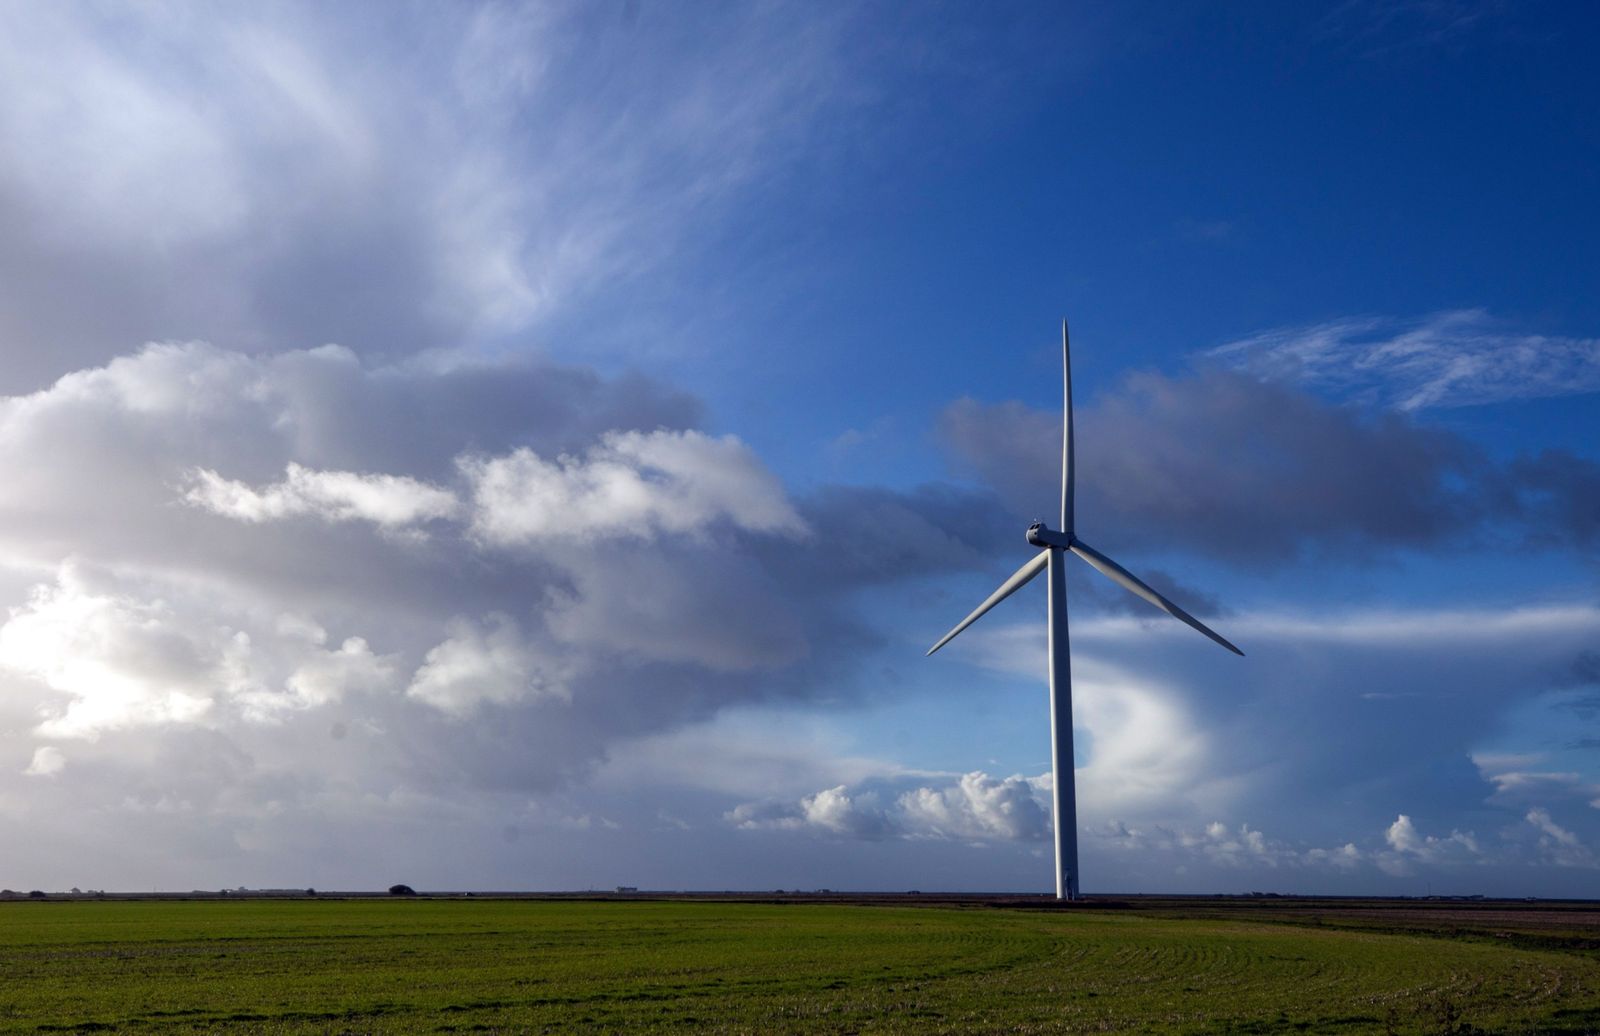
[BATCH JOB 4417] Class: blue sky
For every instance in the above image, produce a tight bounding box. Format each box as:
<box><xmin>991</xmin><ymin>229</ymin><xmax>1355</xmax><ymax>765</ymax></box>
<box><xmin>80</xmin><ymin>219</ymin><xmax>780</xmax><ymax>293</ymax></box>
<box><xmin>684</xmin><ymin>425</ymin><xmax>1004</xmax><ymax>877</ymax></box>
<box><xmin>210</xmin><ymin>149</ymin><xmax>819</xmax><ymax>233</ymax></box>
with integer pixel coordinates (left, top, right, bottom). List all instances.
<box><xmin>0</xmin><ymin>1</ymin><xmax>1597</xmax><ymax>896</ymax></box>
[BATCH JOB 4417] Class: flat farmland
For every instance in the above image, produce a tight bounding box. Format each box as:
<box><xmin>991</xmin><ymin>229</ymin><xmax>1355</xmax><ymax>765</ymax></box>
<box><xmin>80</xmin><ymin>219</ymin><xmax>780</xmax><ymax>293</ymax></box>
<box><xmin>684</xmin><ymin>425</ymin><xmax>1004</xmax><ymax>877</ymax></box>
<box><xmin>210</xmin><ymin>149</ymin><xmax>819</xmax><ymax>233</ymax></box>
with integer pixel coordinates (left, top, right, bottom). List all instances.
<box><xmin>2</xmin><ymin>897</ymin><xmax>1599</xmax><ymax>1033</ymax></box>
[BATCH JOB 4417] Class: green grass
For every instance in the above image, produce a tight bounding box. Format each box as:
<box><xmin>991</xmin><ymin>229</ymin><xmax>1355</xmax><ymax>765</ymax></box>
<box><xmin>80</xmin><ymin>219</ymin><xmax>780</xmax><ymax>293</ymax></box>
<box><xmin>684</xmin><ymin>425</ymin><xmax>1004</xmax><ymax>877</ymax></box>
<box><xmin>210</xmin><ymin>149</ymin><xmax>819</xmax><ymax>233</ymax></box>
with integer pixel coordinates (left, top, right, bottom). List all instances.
<box><xmin>0</xmin><ymin>899</ymin><xmax>1597</xmax><ymax>1033</ymax></box>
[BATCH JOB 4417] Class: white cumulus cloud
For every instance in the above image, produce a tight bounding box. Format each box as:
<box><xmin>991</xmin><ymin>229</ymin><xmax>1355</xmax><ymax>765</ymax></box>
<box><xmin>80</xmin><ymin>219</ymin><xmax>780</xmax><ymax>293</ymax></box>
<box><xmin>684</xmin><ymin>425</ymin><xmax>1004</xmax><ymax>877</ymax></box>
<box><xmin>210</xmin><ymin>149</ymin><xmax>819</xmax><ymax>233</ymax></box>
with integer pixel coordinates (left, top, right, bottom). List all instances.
<box><xmin>406</xmin><ymin>614</ymin><xmax>566</xmax><ymax>716</ymax></box>
<box><xmin>183</xmin><ymin>463</ymin><xmax>460</xmax><ymax>529</ymax></box>
<box><xmin>897</xmin><ymin>772</ymin><xmax>1052</xmax><ymax>842</ymax></box>
<box><xmin>729</xmin><ymin>770</ymin><xmax>1049</xmax><ymax>844</ymax></box>
<box><xmin>1378</xmin><ymin>813</ymin><xmax>1481</xmax><ymax>875</ymax></box>
<box><xmin>462</xmin><ymin>430</ymin><xmax>807</xmax><ymax>545</ymax></box>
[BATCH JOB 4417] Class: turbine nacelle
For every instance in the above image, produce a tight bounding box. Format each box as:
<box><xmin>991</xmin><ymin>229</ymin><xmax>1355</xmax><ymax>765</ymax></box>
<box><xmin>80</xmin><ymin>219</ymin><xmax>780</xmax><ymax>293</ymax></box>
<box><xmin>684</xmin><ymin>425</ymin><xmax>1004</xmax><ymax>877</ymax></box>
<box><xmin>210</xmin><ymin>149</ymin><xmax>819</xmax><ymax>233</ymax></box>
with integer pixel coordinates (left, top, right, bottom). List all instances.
<box><xmin>1025</xmin><ymin>522</ymin><xmax>1073</xmax><ymax>551</ymax></box>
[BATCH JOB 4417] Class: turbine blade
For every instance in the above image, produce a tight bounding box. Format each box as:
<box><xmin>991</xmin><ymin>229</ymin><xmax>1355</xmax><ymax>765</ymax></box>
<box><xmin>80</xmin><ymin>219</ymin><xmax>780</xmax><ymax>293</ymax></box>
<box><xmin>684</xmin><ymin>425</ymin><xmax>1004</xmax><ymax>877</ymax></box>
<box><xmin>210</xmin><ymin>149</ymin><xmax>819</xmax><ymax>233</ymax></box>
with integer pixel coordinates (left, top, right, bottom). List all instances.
<box><xmin>1068</xmin><ymin>539</ymin><xmax>1244</xmax><ymax>656</ymax></box>
<box><xmin>1061</xmin><ymin>319</ymin><xmax>1075</xmax><ymax>536</ymax></box>
<box><xmin>927</xmin><ymin>550</ymin><xmax>1049</xmax><ymax>656</ymax></box>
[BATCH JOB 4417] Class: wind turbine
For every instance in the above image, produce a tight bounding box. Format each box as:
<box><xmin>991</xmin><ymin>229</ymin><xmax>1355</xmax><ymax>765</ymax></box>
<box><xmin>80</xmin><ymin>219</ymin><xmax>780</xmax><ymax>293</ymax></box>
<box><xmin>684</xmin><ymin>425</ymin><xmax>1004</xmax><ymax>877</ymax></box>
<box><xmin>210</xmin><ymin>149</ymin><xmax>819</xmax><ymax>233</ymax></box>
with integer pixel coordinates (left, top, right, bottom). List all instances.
<box><xmin>927</xmin><ymin>320</ymin><xmax>1242</xmax><ymax>901</ymax></box>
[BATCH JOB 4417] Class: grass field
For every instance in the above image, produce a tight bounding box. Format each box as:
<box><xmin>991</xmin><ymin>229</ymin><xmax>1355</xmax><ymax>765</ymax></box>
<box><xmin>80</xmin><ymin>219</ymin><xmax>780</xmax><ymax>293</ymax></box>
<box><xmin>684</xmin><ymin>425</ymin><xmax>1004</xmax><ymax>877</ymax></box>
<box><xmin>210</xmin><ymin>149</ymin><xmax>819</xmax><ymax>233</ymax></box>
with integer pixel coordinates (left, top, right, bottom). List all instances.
<box><xmin>2</xmin><ymin>898</ymin><xmax>1599</xmax><ymax>1033</ymax></box>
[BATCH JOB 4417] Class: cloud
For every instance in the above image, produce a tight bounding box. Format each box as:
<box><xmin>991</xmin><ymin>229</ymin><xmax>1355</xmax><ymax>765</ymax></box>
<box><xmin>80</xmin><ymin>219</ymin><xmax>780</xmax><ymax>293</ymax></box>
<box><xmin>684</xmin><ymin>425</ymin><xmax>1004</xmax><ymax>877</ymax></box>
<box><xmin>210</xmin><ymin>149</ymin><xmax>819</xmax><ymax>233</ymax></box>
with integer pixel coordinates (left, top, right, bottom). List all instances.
<box><xmin>898</xmin><ymin>772</ymin><xmax>1053</xmax><ymax>842</ymax></box>
<box><xmin>1476</xmin><ymin>763</ymin><xmax>1600</xmax><ymax>811</ymax></box>
<box><xmin>926</xmin><ymin>635</ymin><xmax>1216</xmax><ymax>816</ymax></box>
<box><xmin>1525</xmin><ymin>807</ymin><xmax>1595</xmax><ymax>867</ymax></box>
<box><xmin>726</xmin><ymin>785</ymin><xmax>894</xmax><ymax>840</ymax></box>
<box><xmin>783</xmin><ymin>483</ymin><xmax>1010</xmax><ymax>588</ymax></box>
<box><xmin>405</xmin><ymin>615</ymin><xmax>566</xmax><ymax>716</ymax></box>
<box><xmin>940</xmin><ymin>365</ymin><xmax>1600</xmax><ymax>563</ymax></box>
<box><xmin>592</xmin><ymin>710</ymin><xmax>909</xmax><ymax>805</ymax></box>
<box><xmin>0</xmin><ymin>337</ymin><xmax>1012</xmax><ymax>870</ymax></box>
<box><xmin>461</xmin><ymin>430</ymin><xmax>806</xmax><ymax>546</ymax></box>
<box><xmin>1506</xmin><ymin>450</ymin><xmax>1600</xmax><ymax>548</ymax></box>
<box><xmin>1186</xmin><ymin>821</ymin><xmax>1280</xmax><ymax>868</ymax></box>
<box><xmin>799</xmin><ymin>786</ymin><xmax>896</xmax><ymax>840</ymax></box>
<box><xmin>736</xmin><ymin>783</ymin><xmax>1394</xmax><ymax>880</ymax></box>
<box><xmin>0</xmin><ymin>3</ymin><xmax>894</xmax><ymax>388</ymax></box>
<box><xmin>941</xmin><ymin>370</ymin><xmax>1480</xmax><ymax>564</ymax></box>
<box><xmin>0</xmin><ymin>563</ymin><xmax>411</xmax><ymax>739</ymax></box>
<box><xmin>23</xmin><ymin>746</ymin><xmax>64</xmax><ymax>777</ymax></box>
<box><xmin>541</xmin><ymin>544</ymin><xmax>810</xmax><ymax>673</ymax></box>
<box><xmin>1318</xmin><ymin>1</ymin><xmax>1520</xmax><ymax>57</ymax></box>
<box><xmin>184</xmin><ymin>463</ymin><xmax>460</xmax><ymax>530</ymax></box>
<box><xmin>1209</xmin><ymin>309</ymin><xmax>1600</xmax><ymax>410</ymax></box>
<box><xmin>731</xmin><ymin>770</ymin><xmax>1050</xmax><ymax>844</ymax></box>
<box><xmin>279</xmin><ymin>637</ymin><xmax>395</xmax><ymax>713</ymax></box>
<box><xmin>0</xmin><ymin>567</ymin><xmax>223</xmax><ymax>739</ymax></box>
<box><xmin>1215</xmin><ymin>604</ymin><xmax>1600</xmax><ymax>646</ymax></box>
<box><xmin>1099</xmin><ymin>807</ymin><xmax>1570</xmax><ymax>883</ymax></box>
<box><xmin>1091</xmin><ymin>817</ymin><xmax>1307</xmax><ymax>869</ymax></box>
<box><xmin>0</xmin><ymin>334</ymin><xmax>1032</xmax><ymax>889</ymax></box>
<box><xmin>1302</xmin><ymin>843</ymin><xmax>1364</xmax><ymax>870</ymax></box>
<box><xmin>934</xmin><ymin>598</ymin><xmax>1600</xmax><ymax>881</ymax></box>
<box><xmin>1378</xmin><ymin>814</ymin><xmax>1480</xmax><ymax>875</ymax></box>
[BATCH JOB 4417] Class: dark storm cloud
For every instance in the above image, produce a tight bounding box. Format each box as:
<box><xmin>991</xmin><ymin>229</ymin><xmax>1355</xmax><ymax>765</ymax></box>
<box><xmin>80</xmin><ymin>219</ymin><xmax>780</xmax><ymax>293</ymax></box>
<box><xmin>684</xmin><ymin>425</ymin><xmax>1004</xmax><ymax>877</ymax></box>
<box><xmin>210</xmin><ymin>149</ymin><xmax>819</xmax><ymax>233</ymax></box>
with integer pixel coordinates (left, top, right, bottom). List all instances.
<box><xmin>263</xmin><ymin>349</ymin><xmax>704</xmax><ymax>481</ymax></box>
<box><xmin>777</xmin><ymin>483</ymin><xmax>1012</xmax><ymax>588</ymax></box>
<box><xmin>1506</xmin><ymin>451</ymin><xmax>1600</xmax><ymax>549</ymax></box>
<box><xmin>941</xmin><ymin>369</ymin><xmax>1483</xmax><ymax>563</ymax></box>
<box><xmin>940</xmin><ymin>367</ymin><xmax>1597</xmax><ymax>565</ymax></box>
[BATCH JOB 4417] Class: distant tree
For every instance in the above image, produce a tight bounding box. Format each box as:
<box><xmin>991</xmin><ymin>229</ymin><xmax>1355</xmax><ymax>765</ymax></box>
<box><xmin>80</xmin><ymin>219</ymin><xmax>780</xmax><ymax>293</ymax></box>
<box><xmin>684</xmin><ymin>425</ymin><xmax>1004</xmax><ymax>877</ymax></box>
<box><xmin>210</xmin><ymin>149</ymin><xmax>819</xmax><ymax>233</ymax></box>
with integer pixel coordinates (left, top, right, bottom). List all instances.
<box><xmin>388</xmin><ymin>884</ymin><xmax>416</xmax><ymax>896</ymax></box>
<box><xmin>27</xmin><ymin>890</ymin><xmax>45</xmax><ymax>899</ymax></box>
<box><xmin>305</xmin><ymin>888</ymin><xmax>316</xmax><ymax>897</ymax></box>
<box><xmin>70</xmin><ymin>887</ymin><xmax>82</xmax><ymax>895</ymax></box>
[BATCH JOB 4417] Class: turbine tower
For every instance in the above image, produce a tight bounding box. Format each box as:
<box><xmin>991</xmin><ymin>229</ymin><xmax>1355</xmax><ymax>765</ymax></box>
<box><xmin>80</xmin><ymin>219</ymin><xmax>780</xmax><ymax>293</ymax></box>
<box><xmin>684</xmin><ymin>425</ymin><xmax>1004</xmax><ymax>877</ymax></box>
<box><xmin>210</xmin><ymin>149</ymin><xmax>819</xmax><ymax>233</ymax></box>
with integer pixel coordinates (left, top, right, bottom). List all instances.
<box><xmin>928</xmin><ymin>320</ymin><xmax>1242</xmax><ymax>901</ymax></box>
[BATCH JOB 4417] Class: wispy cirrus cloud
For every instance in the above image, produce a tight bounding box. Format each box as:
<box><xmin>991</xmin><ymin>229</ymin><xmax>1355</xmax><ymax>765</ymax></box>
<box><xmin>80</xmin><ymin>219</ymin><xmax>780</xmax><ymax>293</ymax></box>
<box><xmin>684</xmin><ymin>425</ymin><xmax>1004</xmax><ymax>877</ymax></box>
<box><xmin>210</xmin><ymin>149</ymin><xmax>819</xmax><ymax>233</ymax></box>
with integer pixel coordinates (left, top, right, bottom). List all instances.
<box><xmin>0</xmin><ymin>3</ymin><xmax>879</xmax><ymax>386</ymax></box>
<box><xmin>1525</xmin><ymin>807</ymin><xmax>1596</xmax><ymax>868</ymax></box>
<box><xmin>0</xmin><ymin>2</ymin><xmax>1071</xmax><ymax>392</ymax></box>
<box><xmin>1208</xmin><ymin>309</ymin><xmax>1600</xmax><ymax>410</ymax></box>
<box><xmin>1318</xmin><ymin>0</ymin><xmax>1509</xmax><ymax>55</ymax></box>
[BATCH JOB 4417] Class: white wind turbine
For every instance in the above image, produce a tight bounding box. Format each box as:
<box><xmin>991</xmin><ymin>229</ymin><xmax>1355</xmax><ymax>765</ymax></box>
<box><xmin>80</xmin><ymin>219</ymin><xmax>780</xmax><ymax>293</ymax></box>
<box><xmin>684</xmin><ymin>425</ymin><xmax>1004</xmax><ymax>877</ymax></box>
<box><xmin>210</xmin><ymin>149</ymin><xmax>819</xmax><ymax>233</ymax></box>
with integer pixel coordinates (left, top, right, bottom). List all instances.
<box><xmin>928</xmin><ymin>320</ymin><xmax>1242</xmax><ymax>901</ymax></box>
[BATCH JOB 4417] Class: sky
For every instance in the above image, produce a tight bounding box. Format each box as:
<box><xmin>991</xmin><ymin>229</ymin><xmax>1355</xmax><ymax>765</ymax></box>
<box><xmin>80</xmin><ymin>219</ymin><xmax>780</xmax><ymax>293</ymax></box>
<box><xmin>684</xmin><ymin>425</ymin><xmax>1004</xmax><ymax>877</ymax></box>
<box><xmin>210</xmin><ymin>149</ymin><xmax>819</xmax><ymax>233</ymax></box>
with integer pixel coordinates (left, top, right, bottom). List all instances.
<box><xmin>1</xmin><ymin>0</ymin><xmax>1597</xmax><ymax>896</ymax></box>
